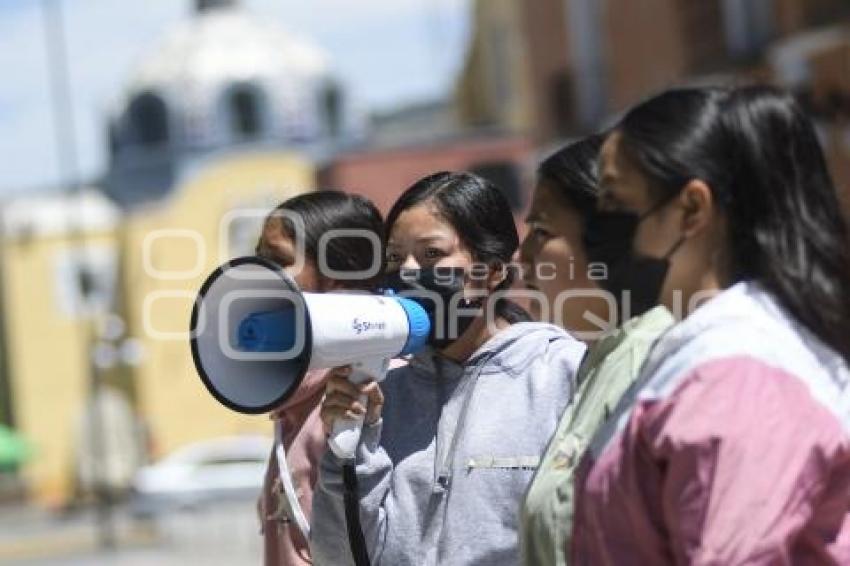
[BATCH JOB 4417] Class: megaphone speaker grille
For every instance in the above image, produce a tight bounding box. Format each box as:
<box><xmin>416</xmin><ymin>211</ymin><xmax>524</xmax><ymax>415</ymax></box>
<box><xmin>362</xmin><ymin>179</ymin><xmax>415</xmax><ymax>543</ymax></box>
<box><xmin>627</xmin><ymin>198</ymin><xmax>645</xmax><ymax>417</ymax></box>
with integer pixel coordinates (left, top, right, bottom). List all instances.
<box><xmin>190</xmin><ymin>256</ymin><xmax>313</xmax><ymax>414</ymax></box>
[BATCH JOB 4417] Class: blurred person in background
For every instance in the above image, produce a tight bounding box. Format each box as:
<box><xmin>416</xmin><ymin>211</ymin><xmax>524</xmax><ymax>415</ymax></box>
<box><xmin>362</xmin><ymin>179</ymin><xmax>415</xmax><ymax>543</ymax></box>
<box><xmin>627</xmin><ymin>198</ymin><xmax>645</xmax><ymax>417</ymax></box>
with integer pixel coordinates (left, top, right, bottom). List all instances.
<box><xmin>517</xmin><ymin>136</ymin><xmax>675</xmax><ymax>565</ymax></box>
<box><xmin>255</xmin><ymin>191</ymin><xmax>384</xmax><ymax>566</ymax></box>
<box><xmin>311</xmin><ymin>172</ymin><xmax>586</xmax><ymax>565</ymax></box>
<box><xmin>572</xmin><ymin>86</ymin><xmax>850</xmax><ymax>564</ymax></box>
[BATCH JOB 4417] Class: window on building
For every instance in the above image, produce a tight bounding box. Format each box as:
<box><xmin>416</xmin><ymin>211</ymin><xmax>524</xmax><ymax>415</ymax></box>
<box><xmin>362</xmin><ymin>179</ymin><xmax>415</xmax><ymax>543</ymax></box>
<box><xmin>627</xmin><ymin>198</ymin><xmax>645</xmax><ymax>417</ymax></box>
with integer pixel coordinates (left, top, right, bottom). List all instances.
<box><xmin>195</xmin><ymin>0</ymin><xmax>234</xmax><ymax>12</ymax></box>
<box><xmin>228</xmin><ymin>85</ymin><xmax>265</xmax><ymax>139</ymax></box>
<box><xmin>107</xmin><ymin>122</ymin><xmax>120</xmax><ymax>158</ymax></box>
<box><xmin>470</xmin><ymin>161</ymin><xmax>524</xmax><ymax>211</ymax></box>
<box><xmin>128</xmin><ymin>92</ymin><xmax>169</xmax><ymax>147</ymax></box>
<box><xmin>55</xmin><ymin>245</ymin><xmax>118</xmax><ymax>319</ymax></box>
<box><xmin>321</xmin><ymin>81</ymin><xmax>343</xmax><ymax>138</ymax></box>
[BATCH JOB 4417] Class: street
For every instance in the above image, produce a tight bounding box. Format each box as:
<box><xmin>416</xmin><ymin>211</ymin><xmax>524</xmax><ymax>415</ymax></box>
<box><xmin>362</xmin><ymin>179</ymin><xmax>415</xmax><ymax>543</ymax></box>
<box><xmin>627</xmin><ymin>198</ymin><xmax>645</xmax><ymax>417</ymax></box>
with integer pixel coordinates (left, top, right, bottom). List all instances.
<box><xmin>0</xmin><ymin>497</ymin><xmax>262</xmax><ymax>565</ymax></box>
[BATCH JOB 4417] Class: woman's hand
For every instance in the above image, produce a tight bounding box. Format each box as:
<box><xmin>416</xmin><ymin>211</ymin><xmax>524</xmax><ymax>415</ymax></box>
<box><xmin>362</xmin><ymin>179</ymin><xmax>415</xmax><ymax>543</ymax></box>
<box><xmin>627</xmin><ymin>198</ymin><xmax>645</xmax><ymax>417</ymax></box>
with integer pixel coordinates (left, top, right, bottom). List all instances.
<box><xmin>320</xmin><ymin>366</ymin><xmax>385</xmax><ymax>435</ymax></box>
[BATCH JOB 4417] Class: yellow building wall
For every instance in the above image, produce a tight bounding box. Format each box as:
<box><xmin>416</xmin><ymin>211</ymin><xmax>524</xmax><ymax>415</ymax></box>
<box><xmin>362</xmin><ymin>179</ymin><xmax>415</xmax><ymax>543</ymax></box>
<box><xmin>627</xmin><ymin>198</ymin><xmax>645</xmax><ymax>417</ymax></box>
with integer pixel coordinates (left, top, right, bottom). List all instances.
<box><xmin>1</xmin><ymin>231</ymin><xmax>116</xmax><ymax>506</ymax></box>
<box><xmin>455</xmin><ymin>0</ymin><xmax>534</xmax><ymax>133</ymax></box>
<box><xmin>123</xmin><ymin>151</ymin><xmax>315</xmax><ymax>460</ymax></box>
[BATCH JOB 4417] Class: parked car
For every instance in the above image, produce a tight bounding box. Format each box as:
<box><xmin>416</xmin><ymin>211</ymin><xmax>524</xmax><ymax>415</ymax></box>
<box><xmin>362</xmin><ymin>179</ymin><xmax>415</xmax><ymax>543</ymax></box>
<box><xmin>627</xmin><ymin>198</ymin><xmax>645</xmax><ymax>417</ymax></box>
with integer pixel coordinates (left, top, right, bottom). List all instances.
<box><xmin>130</xmin><ymin>435</ymin><xmax>271</xmax><ymax>517</ymax></box>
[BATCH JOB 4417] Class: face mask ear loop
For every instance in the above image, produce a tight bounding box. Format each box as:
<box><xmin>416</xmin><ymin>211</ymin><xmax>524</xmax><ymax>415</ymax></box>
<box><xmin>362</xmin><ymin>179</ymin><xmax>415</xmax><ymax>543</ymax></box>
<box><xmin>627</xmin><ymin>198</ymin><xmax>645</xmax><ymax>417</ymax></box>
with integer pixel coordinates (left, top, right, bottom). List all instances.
<box><xmin>638</xmin><ymin>190</ymin><xmax>680</xmax><ymax>223</ymax></box>
<box><xmin>638</xmin><ymin>191</ymin><xmax>687</xmax><ymax>261</ymax></box>
<box><xmin>663</xmin><ymin>235</ymin><xmax>687</xmax><ymax>260</ymax></box>
<box><xmin>462</xmin><ymin>271</ymin><xmax>487</xmax><ymax>309</ymax></box>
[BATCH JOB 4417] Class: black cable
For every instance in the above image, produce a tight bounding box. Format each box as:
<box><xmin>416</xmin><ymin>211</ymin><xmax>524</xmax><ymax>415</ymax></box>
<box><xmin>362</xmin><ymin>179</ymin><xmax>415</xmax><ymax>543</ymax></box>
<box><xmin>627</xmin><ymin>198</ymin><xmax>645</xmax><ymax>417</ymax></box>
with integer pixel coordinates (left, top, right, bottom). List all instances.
<box><xmin>342</xmin><ymin>463</ymin><xmax>371</xmax><ymax>566</ymax></box>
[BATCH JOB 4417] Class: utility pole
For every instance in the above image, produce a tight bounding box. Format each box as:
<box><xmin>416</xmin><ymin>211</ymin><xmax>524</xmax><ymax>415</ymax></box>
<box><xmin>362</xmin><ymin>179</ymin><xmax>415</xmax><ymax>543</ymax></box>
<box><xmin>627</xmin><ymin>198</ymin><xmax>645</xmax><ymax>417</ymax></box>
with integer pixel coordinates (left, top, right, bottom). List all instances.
<box><xmin>41</xmin><ymin>0</ymin><xmax>116</xmax><ymax>550</ymax></box>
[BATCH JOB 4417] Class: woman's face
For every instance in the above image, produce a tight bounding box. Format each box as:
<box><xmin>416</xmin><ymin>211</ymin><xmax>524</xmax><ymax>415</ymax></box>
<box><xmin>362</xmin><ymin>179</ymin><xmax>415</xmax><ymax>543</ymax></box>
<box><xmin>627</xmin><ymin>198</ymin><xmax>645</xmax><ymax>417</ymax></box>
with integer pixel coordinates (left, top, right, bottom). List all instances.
<box><xmin>385</xmin><ymin>203</ymin><xmax>482</xmax><ymax>287</ymax></box>
<box><xmin>596</xmin><ymin>131</ymin><xmax>717</xmax><ymax>315</ymax></box>
<box><xmin>519</xmin><ymin>181</ymin><xmax>610</xmax><ymax>336</ymax></box>
<box><xmin>256</xmin><ymin>217</ymin><xmax>328</xmax><ymax>293</ymax></box>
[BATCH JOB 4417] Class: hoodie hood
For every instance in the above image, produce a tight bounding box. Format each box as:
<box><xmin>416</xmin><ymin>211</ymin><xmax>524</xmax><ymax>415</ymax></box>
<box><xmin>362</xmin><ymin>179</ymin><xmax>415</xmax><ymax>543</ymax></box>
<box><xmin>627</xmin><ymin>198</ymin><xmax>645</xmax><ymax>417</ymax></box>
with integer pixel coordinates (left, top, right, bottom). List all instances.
<box><xmin>408</xmin><ymin>322</ymin><xmax>582</xmax><ymax>381</ymax></box>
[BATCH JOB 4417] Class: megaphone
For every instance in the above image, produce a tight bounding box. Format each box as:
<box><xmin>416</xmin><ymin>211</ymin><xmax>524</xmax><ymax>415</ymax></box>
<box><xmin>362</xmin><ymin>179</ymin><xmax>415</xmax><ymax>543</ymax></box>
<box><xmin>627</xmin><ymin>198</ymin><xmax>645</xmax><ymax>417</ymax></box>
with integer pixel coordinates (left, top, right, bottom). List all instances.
<box><xmin>190</xmin><ymin>256</ymin><xmax>431</xmax><ymax>460</ymax></box>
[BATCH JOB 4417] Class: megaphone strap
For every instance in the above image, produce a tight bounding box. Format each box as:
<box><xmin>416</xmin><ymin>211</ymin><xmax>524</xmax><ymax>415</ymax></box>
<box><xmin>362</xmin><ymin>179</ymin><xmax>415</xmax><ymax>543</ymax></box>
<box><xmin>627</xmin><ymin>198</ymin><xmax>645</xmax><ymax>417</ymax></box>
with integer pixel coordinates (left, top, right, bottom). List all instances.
<box><xmin>343</xmin><ymin>463</ymin><xmax>371</xmax><ymax>566</ymax></box>
<box><xmin>275</xmin><ymin>436</ymin><xmax>311</xmax><ymax>540</ymax></box>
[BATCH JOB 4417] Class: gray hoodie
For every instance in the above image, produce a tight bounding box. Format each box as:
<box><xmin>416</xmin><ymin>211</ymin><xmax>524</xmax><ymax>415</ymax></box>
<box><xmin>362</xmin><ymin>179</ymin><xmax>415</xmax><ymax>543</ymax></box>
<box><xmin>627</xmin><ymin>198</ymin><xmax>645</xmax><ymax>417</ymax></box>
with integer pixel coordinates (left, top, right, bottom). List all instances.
<box><xmin>311</xmin><ymin>322</ymin><xmax>585</xmax><ymax>566</ymax></box>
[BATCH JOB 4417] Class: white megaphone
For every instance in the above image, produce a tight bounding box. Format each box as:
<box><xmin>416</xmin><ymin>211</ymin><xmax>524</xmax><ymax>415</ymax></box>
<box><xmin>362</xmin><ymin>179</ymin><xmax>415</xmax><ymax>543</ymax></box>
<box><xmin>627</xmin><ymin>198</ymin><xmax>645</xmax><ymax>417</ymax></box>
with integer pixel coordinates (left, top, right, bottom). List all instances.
<box><xmin>190</xmin><ymin>256</ymin><xmax>431</xmax><ymax>460</ymax></box>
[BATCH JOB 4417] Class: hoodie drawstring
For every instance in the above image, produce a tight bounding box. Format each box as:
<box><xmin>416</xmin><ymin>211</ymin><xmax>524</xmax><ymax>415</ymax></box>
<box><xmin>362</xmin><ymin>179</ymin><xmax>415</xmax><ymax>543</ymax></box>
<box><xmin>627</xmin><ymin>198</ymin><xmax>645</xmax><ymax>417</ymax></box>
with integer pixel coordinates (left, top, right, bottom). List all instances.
<box><xmin>435</xmin><ymin>351</ymin><xmax>497</xmax><ymax>490</ymax></box>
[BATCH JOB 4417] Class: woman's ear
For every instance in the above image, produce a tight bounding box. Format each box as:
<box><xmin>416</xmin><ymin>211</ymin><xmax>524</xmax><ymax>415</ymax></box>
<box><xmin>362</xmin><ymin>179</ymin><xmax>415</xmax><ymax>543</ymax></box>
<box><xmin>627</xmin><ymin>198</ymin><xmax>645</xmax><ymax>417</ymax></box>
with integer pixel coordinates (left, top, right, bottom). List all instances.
<box><xmin>485</xmin><ymin>262</ymin><xmax>509</xmax><ymax>293</ymax></box>
<box><xmin>678</xmin><ymin>179</ymin><xmax>715</xmax><ymax>237</ymax></box>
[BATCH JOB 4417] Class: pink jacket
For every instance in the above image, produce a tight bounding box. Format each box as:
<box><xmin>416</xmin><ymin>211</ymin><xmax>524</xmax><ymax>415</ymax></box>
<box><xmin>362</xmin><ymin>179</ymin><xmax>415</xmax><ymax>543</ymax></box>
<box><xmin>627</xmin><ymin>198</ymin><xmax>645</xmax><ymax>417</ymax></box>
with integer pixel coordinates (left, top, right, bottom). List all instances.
<box><xmin>258</xmin><ymin>369</ymin><xmax>329</xmax><ymax>566</ymax></box>
<box><xmin>572</xmin><ymin>282</ymin><xmax>850</xmax><ymax>565</ymax></box>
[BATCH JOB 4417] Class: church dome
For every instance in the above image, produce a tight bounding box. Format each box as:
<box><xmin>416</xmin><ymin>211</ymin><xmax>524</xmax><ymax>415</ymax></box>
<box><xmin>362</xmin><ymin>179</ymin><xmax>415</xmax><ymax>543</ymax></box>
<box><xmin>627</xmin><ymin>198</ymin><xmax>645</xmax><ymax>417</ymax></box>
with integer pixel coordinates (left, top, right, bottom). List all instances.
<box><xmin>110</xmin><ymin>0</ymin><xmax>348</xmax><ymax>154</ymax></box>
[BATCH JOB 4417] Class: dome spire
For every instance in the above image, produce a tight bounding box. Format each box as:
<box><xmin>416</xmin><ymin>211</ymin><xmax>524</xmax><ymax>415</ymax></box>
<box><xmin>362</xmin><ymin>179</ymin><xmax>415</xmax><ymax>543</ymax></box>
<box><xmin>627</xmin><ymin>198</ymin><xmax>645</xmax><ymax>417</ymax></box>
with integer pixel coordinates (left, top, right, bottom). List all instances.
<box><xmin>195</xmin><ymin>0</ymin><xmax>238</xmax><ymax>14</ymax></box>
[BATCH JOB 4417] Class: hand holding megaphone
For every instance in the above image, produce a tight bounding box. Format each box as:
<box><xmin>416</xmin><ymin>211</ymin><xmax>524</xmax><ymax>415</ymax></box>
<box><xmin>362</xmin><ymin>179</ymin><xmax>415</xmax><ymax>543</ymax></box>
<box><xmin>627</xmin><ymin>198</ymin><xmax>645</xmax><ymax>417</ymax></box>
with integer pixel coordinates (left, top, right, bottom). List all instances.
<box><xmin>321</xmin><ymin>364</ymin><xmax>386</xmax><ymax>457</ymax></box>
<box><xmin>190</xmin><ymin>257</ymin><xmax>431</xmax><ymax>460</ymax></box>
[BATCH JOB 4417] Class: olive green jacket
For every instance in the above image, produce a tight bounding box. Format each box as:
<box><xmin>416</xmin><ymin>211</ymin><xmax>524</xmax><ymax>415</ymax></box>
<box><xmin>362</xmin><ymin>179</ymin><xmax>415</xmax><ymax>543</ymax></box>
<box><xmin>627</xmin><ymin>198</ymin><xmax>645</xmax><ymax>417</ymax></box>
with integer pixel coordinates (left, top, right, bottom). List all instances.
<box><xmin>519</xmin><ymin>306</ymin><xmax>675</xmax><ymax>566</ymax></box>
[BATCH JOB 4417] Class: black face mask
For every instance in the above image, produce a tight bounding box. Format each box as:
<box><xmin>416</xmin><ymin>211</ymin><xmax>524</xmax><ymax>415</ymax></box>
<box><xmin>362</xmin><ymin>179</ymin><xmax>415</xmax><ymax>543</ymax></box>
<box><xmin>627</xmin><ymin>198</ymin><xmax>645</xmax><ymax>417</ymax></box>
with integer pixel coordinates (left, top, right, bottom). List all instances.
<box><xmin>382</xmin><ymin>267</ymin><xmax>482</xmax><ymax>349</ymax></box>
<box><xmin>582</xmin><ymin>201</ymin><xmax>684</xmax><ymax>320</ymax></box>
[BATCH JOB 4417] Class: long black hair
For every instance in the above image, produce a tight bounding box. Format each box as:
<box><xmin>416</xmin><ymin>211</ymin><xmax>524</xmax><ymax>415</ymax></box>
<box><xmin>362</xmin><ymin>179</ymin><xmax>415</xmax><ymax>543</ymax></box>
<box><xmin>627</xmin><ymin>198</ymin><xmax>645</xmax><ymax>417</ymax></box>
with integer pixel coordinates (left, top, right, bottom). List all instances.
<box><xmin>262</xmin><ymin>191</ymin><xmax>384</xmax><ymax>291</ymax></box>
<box><xmin>385</xmin><ymin>171</ymin><xmax>530</xmax><ymax>323</ymax></box>
<box><xmin>617</xmin><ymin>85</ymin><xmax>850</xmax><ymax>363</ymax></box>
<box><xmin>538</xmin><ymin>134</ymin><xmax>605</xmax><ymax>218</ymax></box>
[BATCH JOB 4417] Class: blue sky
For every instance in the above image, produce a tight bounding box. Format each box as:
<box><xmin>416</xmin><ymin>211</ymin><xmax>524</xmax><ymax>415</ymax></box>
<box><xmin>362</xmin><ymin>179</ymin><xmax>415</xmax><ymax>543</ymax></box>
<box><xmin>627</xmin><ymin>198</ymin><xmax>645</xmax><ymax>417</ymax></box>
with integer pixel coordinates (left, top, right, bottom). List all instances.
<box><xmin>0</xmin><ymin>0</ymin><xmax>470</xmax><ymax>193</ymax></box>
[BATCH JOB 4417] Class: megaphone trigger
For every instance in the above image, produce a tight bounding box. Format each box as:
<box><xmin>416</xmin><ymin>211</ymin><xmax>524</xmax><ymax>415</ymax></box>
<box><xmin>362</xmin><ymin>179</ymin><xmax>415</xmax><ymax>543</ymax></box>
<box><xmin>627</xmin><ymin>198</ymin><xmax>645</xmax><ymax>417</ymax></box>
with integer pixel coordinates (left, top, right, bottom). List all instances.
<box><xmin>328</xmin><ymin>357</ymin><xmax>391</xmax><ymax>461</ymax></box>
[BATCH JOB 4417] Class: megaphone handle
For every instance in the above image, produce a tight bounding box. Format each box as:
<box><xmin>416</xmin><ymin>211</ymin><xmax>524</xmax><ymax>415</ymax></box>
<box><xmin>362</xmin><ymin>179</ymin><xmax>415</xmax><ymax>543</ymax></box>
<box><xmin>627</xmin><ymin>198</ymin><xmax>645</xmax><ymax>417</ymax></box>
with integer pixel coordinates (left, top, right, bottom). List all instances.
<box><xmin>328</xmin><ymin>358</ymin><xmax>389</xmax><ymax>461</ymax></box>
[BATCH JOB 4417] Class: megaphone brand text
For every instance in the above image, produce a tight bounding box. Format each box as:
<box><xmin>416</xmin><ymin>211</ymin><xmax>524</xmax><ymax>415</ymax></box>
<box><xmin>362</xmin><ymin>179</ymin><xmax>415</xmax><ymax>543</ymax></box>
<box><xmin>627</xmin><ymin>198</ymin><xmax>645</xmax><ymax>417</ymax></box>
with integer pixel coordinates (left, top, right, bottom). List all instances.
<box><xmin>352</xmin><ymin>318</ymin><xmax>387</xmax><ymax>334</ymax></box>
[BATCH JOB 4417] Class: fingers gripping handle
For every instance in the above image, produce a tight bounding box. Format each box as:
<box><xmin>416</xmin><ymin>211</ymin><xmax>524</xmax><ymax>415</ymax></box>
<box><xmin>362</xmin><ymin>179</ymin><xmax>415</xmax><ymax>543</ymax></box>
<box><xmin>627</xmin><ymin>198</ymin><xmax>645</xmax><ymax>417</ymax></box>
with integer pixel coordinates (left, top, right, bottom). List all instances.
<box><xmin>328</xmin><ymin>358</ymin><xmax>389</xmax><ymax>460</ymax></box>
<box><xmin>328</xmin><ymin>392</ymin><xmax>367</xmax><ymax>461</ymax></box>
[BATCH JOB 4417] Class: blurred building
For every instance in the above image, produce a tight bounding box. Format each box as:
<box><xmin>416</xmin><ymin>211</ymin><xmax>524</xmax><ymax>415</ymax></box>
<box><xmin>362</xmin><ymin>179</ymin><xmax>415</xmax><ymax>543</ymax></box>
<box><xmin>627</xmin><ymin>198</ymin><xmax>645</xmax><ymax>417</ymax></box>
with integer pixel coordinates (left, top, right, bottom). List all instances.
<box><xmin>456</xmin><ymin>0</ymin><xmax>850</xmax><ymax>131</ymax></box>
<box><xmin>454</xmin><ymin>0</ymin><xmax>535</xmax><ymax>135</ymax></box>
<box><xmin>0</xmin><ymin>0</ymin><xmax>355</xmax><ymax>505</ymax></box>
<box><xmin>454</xmin><ymin>0</ymin><xmax>850</xmax><ymax>210</ymax></box>
<box><xmin>6</xmin><ymin>0</ymin><xmax>850</xmax><ymax>507</ymax></box>
<box><xmin>320</xmin><ymin>131</ymin><xmax>535</xmax><ymax>218</ymax></box>
<box><xmin>104</xmin><ymin>0</ymin><xmax>362</xmax><ymax>210</ymax></box>
<box><xmin>0</xmin><ymin>190</ymin><xmax>119</xmax><ymax>504</ymax></box>
<box><xmin>111</xmin><ymin>0</ymin><xmax>346</xmax><ymax>469</ymax></box>
<box><xmin>320</xmin><ymin>1</ymin><xmax>539</xmax><ymax>221</ymax></box>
